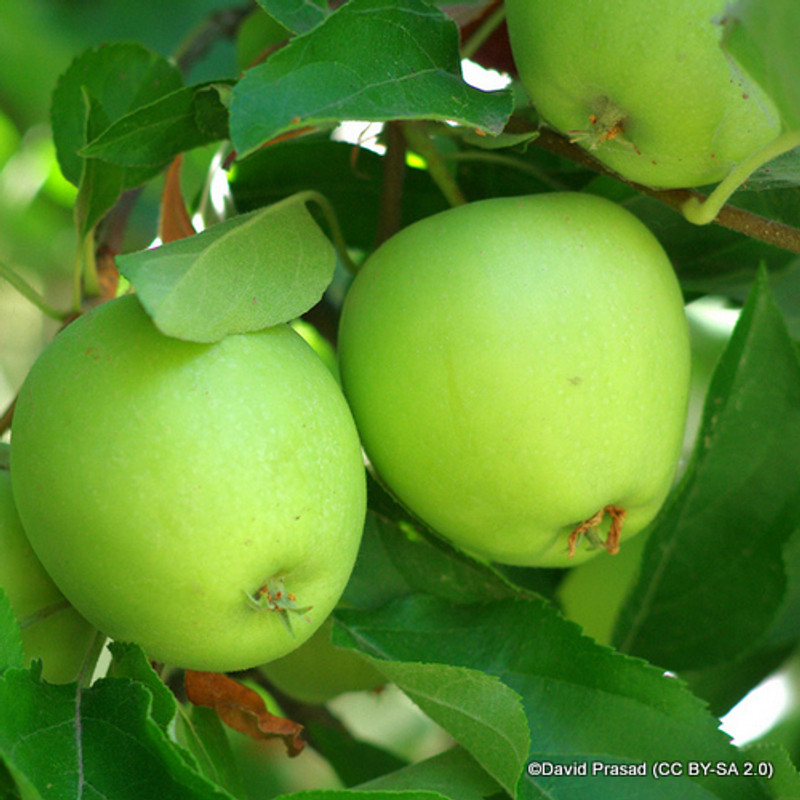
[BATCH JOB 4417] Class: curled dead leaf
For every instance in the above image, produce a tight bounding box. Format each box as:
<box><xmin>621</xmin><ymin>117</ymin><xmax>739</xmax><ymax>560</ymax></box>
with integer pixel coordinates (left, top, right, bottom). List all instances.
<box><xmin>185</xmin><ymin>669</ymin><xmax>305</xmax><ymax>756</ymax></box>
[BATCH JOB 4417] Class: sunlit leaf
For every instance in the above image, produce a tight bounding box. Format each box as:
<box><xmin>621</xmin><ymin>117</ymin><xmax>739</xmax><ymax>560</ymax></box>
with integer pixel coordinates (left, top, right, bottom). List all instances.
<box><xmin>230</xmin><ymin>0</ymin><xmax>511</xmax><ymax>157</ymax></box>
<box><xmin>116</xmin><ymin>194</ymin><xmax>336</xmax><ymax>342</ymax></box>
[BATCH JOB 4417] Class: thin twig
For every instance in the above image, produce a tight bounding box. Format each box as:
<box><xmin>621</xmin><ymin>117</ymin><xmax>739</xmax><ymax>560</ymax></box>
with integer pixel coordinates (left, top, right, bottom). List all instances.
<box><xmin>529</xmin><ymin>126</ymin><xmax>800</xmax><ymax>256</ymax></box>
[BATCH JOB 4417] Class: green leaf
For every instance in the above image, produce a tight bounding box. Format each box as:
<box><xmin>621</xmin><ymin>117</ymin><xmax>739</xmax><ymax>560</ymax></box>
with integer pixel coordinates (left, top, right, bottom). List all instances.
<box><xmin>74</xmin><ymin>91</ymin><xmax>129</xmax><ymax>239</ymax></box>
<box><xmin>272</xmin><ymin>790</ymin><xmax>449</xmax><ymax>800</ymax></box>
<box><xmin>363</xmin><ymin>660</ymin><xmax>529</xmax><ymax>797</ymax></box>
<box><xmin>0</xmin><ymin>589</ymin><xmax>25</xmax><ymax>673</ymax></box>
<box><xmin>106</xmin><ymin>642</ymin><xmax>178</xmax><ymax>732</ymax></box>
<box><xmin>356</xmin><ymin>746</ymin><xmax>503</xmax><ymax>800</ymax></box>
<box><xmin>230</xmin><ymin>0</ymin><xmax>512</xmax><ymax>157</ymax></box>
<box><xmin>722</xmin><ymin>0</ymin><xmax>800</xmax><ymax>130</ymax></box>
<box><xmin>742</xmin><ymin>742</ymin><xmax>800</xmax><ymax>797</ymax></box>
<box><xmin>51</xmin><ymin>42</ymin><xmax>183</xmax><ymax>186</ymax></box>
<box><xmin>0</xmin><ymin>669</ymin><xmax>237</xmax><ymax>799</ymax></box>
<box><xmin>254</xmin><ymin>0</ymin><xmax>328</xmax><ymax>34</ymax></box>
<box><xmin>178</xmin><ymin>707</ymin><xmax>247</xmax><ymax>799</ymax></box>
<box><xmin>116</xmin><ymin>194</ymin><xmax>336</xmax><ymax>342</ymax></box>
<box><xmin>337</xmin><ymin>595</ymin><xmax>774</xmax><ymax>799</ymax></box>
<box><xmin>614</xmin><ymin>270</ymin><xmax>800</xmax><ymax>672</ymax></box>
<box><xmin>81</xmin><ymin>82</ymin><xmax>230</xmax><ymax>168</ymax></box>
<box><xmin>303</xmin><ymin>723</ymin><xmax>408</xmax><ymax>788</ymax></box>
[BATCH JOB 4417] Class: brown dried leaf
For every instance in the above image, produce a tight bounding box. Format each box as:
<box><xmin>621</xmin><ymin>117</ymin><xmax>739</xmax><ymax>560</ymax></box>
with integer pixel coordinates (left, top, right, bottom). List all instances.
<box><xmin>158</xmin><ymin>155</ymin><xmax>196</xmax><ymax>243</ymax></box>
<box><xmin>185</xmin><ymin>670</ymin><xmax>305</xmax><ymax>756</ymax></box>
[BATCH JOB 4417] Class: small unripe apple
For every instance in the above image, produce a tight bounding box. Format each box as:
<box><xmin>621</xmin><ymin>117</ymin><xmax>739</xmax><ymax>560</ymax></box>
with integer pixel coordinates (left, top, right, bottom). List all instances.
<box><xmin>0</xmin><ymin>464</ymin><xmax>98</xmax><ymax>682</ymax></box>
<box><xmin>258</xmin><ymin>618</ymin><xmax>384</xmax><ymax>704</ymax></box>
<box><xmin>338</xmin><ymin>193</ymin><xmax>690</xmax><ymax>567</ymax></box>
<box><xmin>505</xmin><ymin>0</ymin><xmax>781</xmax><ymax>189</ymax></box>
<box><xmin>10</xmin><ymin>295</ymin><xmax>366</xmax><ymax>672</ymax></box>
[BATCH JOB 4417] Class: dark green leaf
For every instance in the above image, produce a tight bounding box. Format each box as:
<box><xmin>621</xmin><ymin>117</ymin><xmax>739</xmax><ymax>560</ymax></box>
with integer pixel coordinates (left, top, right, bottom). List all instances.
<box><xmin>81</xmin><ymin>83</ymin><xmax>230</xmax><ymax>168</ymax></box>
<box><xmin>74</xmin><ymin>91</ymin><xmax>129</xmax><ymax>238</ymax></box>
<box><xmin>0</xmin><ymin>590</ymin><xmax>25</xmax><ymax>673</ymax></box>
<box><xmin>356</xmin><ymin>746</ymin><xmax>504</xmax><ymax>800</ymax></box>
<box><xmin>722</xmin><ymin>0</ymin><xmax>800</xmax><ymax>130</ymax></box>
<box><xmin>0</xmin><ymin>669</ymin><xmax>237</xmax><ymax>799</ymax></box>
<box><xmin>272</xmin><ymin>791</ymin><xmax>449</xmax><ymax>800</ymax></box>
<box><xmin>230</xmin><ymin>0</ymin><xmax>511</xmax><ymax>157</ymax></box>
<box><xmin>51</xmin><ymin>42</ymin><xmax>183</xmax><ymax>186</ymax></box>
<box><xmin>106</xmin><ymin>642</ymin><xmax>178</xmax><ymax>732</ymax></box>
<box><xmin>362</xmin><ymin>659</ymin><xmax>528</xmax><ymax>796</ymax></box>
<box><xmin>337</xmin><ymin>595</ymin><xmax>774</xmax><ymax>800</ymax></box>
<box><xmin>614</xmin><ymin>271</ymin><xmax>800</xmax><ymax>671</ymax></box>
<box><xmin>304</xmin><ymin>722</ymin><xmax>408</xmax><ymax>788</ymax></box>
<box><xmin>117</xmin><ymin>195</ymin><xmax>336</xmax><ymax>342</ymax></box>
<box><xmin>254</xmin><ymin>0</ymin><xmax>328</xmax><ymax>34</ymax></box>
<box><xmin>178</xmin><ymin>706</ymin><xmax>247</xmax><ymax>798</ymax></box>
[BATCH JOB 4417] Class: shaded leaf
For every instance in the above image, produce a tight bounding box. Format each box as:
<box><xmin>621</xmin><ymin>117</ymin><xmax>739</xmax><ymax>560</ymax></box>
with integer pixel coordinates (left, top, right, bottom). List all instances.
<box><xmin>255</xmin><ymin>0</ymin><xmax>328</xmax><ymax>34</ymax></box>
<box><xmin>337</xmin><ymin>595</ymin><xmax>774</xmax><ymax>799</ymax></box>
<box><xmin>614</xmin><ymin>270</ymin><xmax>800</xmax><ymax>672</ymax></box>
<box><xmin>0</xmin><ymin>669</ymin><xmax>237</xmax><ymax>799</ymax></box>
<box><xmin>51</xmin><ymin>42</ymin><xmax>182</xmax><ymax>186</ymax></box>
<box><xmin>74</xmin><ymin>91</ymin><xmax>129</xmax><ymax>239</ymax></box>
<box><xmin>303</xmin><ymin>723</ymin><xmax>408</xmax><ymax>788</ymax></box>
<box><xmin>361</xmin><ymin>659</ymin><xmax>529</xmax><ymax>797</ymax></box>
<box><xmin>722</xmin><ymin>0</ymin><xmax>800</xmax><ymax>131</ymax></box>
<box><xmin>185</xmin><ymin>670</ymin><xmax>305</xmax><ymax>756</ymax></box>
<box><xmin>356</xmin><ymin>746</ymin><xmax>503</xmax><ymax>800</ymax></box>
<box><xmin>0</xmin><ymin>590</ymin><xmax>25</xmax><ymax>673</ymax></box>
<box><xmin>116</xmin><ymin>194</ymin><xmax>336</xmax><ymax>342</ymax></box>
<box><xmin>272</xmin><ymin>791</ymin><xmax>448</xmax><ymax>800</ymax></box>
<box><xmin>230</xmin><ymin>0</ymin><xmax>511</xmax><ymax>157</ymax></box>
<box><xmin>81</xmin><ymin>82</ymin><xmax>230</xmax><ymax>169</ymax></box>
<box><xmin>106</xmin><ymin>641</ymin><xmax>179</xmax><ymax>733</ymax></box>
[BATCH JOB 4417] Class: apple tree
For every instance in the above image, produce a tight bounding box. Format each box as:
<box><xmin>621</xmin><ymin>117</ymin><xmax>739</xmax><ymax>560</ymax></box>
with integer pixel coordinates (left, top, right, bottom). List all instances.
<box><xmin>2</xmin><ymin>0</ymin><xmax>800</xmax><ymax>798</ymax></box>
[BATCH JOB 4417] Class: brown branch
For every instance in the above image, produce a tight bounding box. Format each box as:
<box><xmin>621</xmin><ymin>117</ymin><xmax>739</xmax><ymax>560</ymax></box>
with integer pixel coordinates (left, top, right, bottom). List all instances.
<box><xmin>174</xmin><ymin>3</ymin><xmax>255</xmax><ymax>77</ymax></box>
<box><xmin>0</xmin><ymin>396</ymin><xmax>15</xmax><ymax>438</ymax></box>
<box><xmin>374</xmin><ymin>121</ymin><xmax>407</xmax><ymax>249</ymax></box>
<box><xmin>530</xmin><ymin>126</ymin><xmax>800</xmax><ymax>256</ymax></box>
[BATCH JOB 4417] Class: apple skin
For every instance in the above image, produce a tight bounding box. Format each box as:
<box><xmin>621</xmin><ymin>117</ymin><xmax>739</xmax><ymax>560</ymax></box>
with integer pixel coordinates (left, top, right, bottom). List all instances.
<box><xmin>258</xmin><ymin>618</ymin><xmax>384</xmax><ymax>704</ymax></box>
<box><xmin>338</xmin><ymin>193</ymin><xmax>690</xmax><ymax>567</ymax></box>
<box><xmin>10</xmin><ymin>295</ymin><xmax>366</xmax><ymax>672</ymax></box>
<box><xmin>504</xmin><ymin>0</ymin><xmax>780</xmax><ymax>189</ymax></box>
<box><xmin>0</xmin><ymin>466</ymin><xmax>98</xmax><ymax>683</ymax></box>
<box><xmin>558</xmin><ymin>299</ymin><xmax>736</xmax><ymax>641</ymax></box>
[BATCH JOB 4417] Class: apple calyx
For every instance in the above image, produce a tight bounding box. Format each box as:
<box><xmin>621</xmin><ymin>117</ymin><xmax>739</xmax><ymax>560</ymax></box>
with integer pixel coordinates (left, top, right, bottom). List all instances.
<box><xmin>568</xmin><ymin>505</ymin><xmax>627</xmax><ymax>558</ymax></box>
<box><xmin>245</xmin><ymin>577</ymin><xmax>313</xmax><ymax>636</ymax></box>
<box><xmin>567</xmin><ymin>98</ymin><xmax>637</xmax><ymax>154</ymax></box>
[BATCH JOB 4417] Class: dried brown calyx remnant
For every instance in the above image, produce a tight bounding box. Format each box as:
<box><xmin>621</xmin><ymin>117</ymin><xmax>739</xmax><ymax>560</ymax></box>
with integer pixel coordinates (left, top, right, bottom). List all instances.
<box><xmin>567</xmin><ymin>505</ymin><xmax>627</xmax><ymax>558</ymax></box>
<box><xmin>245</xmin><ymin>576</ymin><xmax>313</xmax><ymax>636</ymax></box>
<box><xmin>567</xmin><ymin>98</ymin><xmax>639</xmax><ymax>154</ymax></box>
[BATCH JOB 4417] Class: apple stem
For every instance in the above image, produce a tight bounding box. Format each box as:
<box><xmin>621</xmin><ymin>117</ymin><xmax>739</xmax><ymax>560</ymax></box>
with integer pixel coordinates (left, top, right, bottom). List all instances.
<box><xmin>18</xmin><ymin>598</ymin><xmax>74</xmax><ymax>629</ymax></box>
<box><xmin>0</xmin><ymin>261</ymin><xmax>70</xmax><ymax>321</ymax></box>
<box><xmin>681</xmin><ymin>129</ymin><xmax>800</xmax><ymax>226</ymax></box>
<box><xmin>291</xmin><ymin>190</ymin><xmax>361</xmax><ymax>275</ymax></box>
<box><xmin>401</xmin><ymin>122</ymin><xmax>467</xmax><ymax>208</ymax></box>
<box><xmin>568</xmin><ymin>505</ymin><xmax>627</xmax><ymax>557</ymax></box>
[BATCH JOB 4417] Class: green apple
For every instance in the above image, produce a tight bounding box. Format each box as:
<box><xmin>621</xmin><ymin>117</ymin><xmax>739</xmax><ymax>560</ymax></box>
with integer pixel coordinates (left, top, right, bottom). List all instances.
<box><xmin>258</xmin><ymin>617</ymin><xmax>384</xmax><ymax>704</ymax></box>
<box><xmin>10</xmin><ymin>294</ymin><xmax>366</xmax><ymax>672</ymax></box>
<box><xmin>0</xmin><ymin>461</ymin><xmax>98</xmax><ymax>683</ymax></box>
<box><xmin>504</xmin><ymin>0</ymin><xmax>781</xmax><ymax>189</ymax></box>
<box><xmin>558</xmin><ymin>299</ymin><xmax>736</xmax><ymax>641</ymax></box>
<box><xmin>338</xmin><ymin>193</ymin><xmax>690</xmax><ymax>567</ymax></box>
